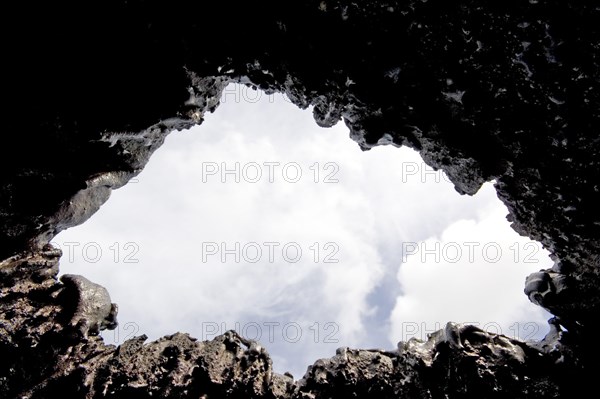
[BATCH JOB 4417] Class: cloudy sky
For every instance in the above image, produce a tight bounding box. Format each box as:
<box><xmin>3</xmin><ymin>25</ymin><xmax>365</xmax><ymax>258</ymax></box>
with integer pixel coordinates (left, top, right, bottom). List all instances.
<box><xmin>55</xmin><ymin>84</ymin><xmax>551</xmax><ymax>379</ymax></box>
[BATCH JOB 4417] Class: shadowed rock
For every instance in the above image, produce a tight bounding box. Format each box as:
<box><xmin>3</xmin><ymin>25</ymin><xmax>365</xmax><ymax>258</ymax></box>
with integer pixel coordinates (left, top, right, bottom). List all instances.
<box><xmin>1</xmin><ymin>1</ymin><xmax>599</xmax><ymax>397</ymax></box>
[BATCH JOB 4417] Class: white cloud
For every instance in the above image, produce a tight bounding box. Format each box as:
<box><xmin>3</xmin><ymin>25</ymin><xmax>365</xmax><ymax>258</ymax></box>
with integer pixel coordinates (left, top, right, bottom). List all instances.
<box><xmin>389</xmin><ymin>193</ymin><xmax>551</xmax><ymax>344</ymax></box>
<box><xmin>55</xmin><ymin>84</ymin><xmax>551</xmax><ymax>378</ymax></box>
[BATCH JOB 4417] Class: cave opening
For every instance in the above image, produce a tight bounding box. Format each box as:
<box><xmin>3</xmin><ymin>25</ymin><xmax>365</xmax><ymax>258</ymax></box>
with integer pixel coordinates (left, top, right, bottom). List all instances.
<box><xmin>53</xmin><ymin>83</ymin><xmax>551</xmax><ymax>379</ymax></box>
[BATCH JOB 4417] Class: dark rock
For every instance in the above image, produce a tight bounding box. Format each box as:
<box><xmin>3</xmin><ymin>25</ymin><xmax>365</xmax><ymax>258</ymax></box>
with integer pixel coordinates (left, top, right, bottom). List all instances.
<box><xmin>1</xmin><ymin>1</ymin><xmax>599</xmax><ymax>397</ymax></box>
<box><xmin>59</xmin><ymin>274</ymin><xmax>119</xmax><ymax>337</ymax></box>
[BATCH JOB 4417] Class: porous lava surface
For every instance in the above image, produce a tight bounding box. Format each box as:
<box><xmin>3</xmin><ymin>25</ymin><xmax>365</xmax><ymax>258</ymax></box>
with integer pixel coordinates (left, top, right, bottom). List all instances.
<box><xmin>1</xmin><ymin>1</ymin><xmax>598</xmax><ymax>398</ymax></box>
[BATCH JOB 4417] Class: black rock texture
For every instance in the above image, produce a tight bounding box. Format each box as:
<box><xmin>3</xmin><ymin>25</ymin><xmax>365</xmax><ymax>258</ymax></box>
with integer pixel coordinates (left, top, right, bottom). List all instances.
<box><xmin>1</xmin><ymin>1</ymin><xmax>598</xmax><ymax>397</ymax></box>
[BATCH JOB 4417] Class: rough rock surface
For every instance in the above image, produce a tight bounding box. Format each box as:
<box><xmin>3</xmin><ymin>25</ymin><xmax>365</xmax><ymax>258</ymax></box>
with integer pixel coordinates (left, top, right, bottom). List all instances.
<box><xmin>1</xmin><ymin>1</ymin><xmax>599</xmax><ymax>397</ymax></box>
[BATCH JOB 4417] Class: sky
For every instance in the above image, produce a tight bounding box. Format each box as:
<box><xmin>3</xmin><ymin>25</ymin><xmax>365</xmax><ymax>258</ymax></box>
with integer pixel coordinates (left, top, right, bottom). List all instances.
<box><xmin>55</xmin><ymin>83</ymin><xmax>551</xmax><ymax>379</ymax></box>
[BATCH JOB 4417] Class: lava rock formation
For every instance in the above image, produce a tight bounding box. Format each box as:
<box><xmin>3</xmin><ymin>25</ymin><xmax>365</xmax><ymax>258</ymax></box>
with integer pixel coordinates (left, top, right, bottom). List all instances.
<box><xmin>1</xmin><ymin>1</ymin><xmax>598</xmax><ymax>398</ymax></box>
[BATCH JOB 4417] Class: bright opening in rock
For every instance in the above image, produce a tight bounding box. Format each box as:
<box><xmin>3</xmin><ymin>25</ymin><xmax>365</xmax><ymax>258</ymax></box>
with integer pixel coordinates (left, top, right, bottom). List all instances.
<box><xmin>54</xmin><ymin>83</ymin><xmax>552</xmax><ymax>379</ymax></box>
